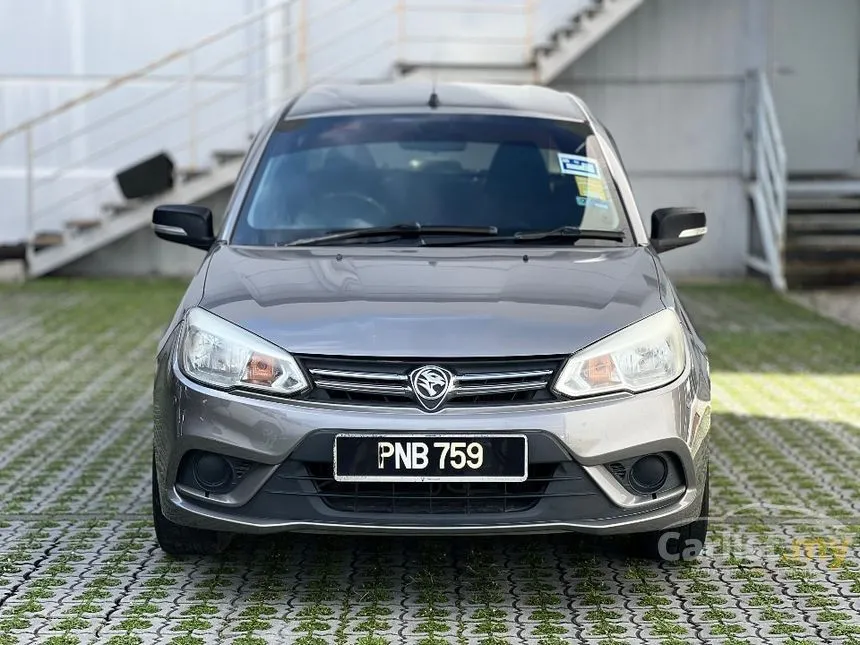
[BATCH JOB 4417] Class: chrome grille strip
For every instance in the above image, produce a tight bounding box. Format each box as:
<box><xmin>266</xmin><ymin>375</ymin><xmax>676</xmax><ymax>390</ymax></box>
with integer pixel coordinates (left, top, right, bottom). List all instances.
<box><xmin>309</xmin><ymin>368</ymin><xmax>408</xmax><ymax>382</ymax></box>
<box><xmin>312</xmin><ymin>379</ymin><xmax>410</xmax><ymax>396</ymax></box>
<box><xmin>453</xmin><ymin>380</ymin><xmax>549</xmax><ymax>396</ymax></box>
<box><xmin>455</xmin><ymin>369</ymin><xmax>554</xmax><ymax>382</ymax></box>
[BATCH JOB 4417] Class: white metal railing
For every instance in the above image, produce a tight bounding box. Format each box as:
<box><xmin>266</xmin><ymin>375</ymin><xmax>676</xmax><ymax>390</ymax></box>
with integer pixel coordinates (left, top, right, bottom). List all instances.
<box><xmin>747</xmin><ymin>70</ymin><xmax>788</xmax><ymax>291</ymax></box>
<box><xmin>0</xmin><ymin>0</ymin><xmax>592</xmax><ymax>251</ymax></box>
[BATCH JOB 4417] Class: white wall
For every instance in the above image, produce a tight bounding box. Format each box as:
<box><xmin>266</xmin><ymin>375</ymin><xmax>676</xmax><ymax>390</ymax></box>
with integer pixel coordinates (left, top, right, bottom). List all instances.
<box><xmin>0</xmin><ymin>0</ymin><xmax>263</xmax><ymax>243</ymax></box>
<box><xmin>768</xmin><ymin>0</ymin><xmax>860</xmax><ymax>175</ymax></box>
<box><xmin>552</xmin><ymin>0</ymin><xmax>756</xmax><ymax>278</ymax></box>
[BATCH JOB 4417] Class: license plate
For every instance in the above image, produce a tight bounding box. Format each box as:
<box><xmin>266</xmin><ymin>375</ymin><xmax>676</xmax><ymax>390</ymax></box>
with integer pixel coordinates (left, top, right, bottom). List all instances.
<box><xmin>333</xmin><ymin>434</ymin><xmax>528</xmax><ymax>482</ymax></box>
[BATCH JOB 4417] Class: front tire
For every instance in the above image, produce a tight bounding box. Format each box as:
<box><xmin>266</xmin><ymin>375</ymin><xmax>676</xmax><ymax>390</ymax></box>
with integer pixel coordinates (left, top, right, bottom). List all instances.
<box><xmin>631</xmin><ymin>472</ymin><xmax>710</xmax><ymax>562</ymax></box>
<box><xmin>152</xmin><ymin>459</ymin><xmax>232</xmax><ymax>556</ymax></box>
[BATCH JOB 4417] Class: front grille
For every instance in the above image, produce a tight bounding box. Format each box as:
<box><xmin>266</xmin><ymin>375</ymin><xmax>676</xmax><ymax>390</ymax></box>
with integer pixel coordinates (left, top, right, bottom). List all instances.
<box><xmin>304</xmin><ymin>462</ymin><xmax>560</xmax><ymax>514</ymax></box>
<box><xmin>299</xmin><ymin>355</ymin><xmax>564</xmax><ymax>409</ymax></box>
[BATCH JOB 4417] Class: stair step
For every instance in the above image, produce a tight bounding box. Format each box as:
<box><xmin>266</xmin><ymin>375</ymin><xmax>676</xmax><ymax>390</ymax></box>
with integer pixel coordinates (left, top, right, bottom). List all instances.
<box><xmin>178</xmin><ymin>167</ymin><xmax>212</xmax><ymax>182</ymax></box>
<box><xmin>787</xmin><ymin>179</ymin><xmax>860</xmax><ymax>198</ymax></box>
<box><xmin>212</xmin><ymin>149</ymin><xmax>246</xmax><ymax>165</ymax></box>
<box><xmin>32</xmin><ymin>231</ymin><xmax>65</xmax><ymax>250</ymax></box>
<box><xmin>543</xmin><ymin>8</ymin><xmax>592</xmax><ymax>51</ymax></box>
<box><xmin>65</xmin><ymin>218</ymin><xmax>103</xmax><ymax>233</ymax></box>
<box><xmin>102</xmin><ymin>202</ymin><xmax>137</xmax><ymax>216</ymax></box>
<box><xmin>787</xmin><ymin>221</ymin><xmax>860</xmax><ymax>236</ymax></box>
<box><xmin>550</xmin><ymin>25</ymin><xmax>578</xmax><ymax>45</ymax></box>
<box><xmin>787</xmin><ymin>215</ymin><xmax>860</xmax><ymax>235</ymax></box>
<box><xmin>786</xmin><ymin>235</ymin><xmax>860</xmax><ymax>250</ymax></box>
<box><xmin>787</xmin><ymin>197</ymin><xmax>860</xmax><ymax>213</ymax></box>
<box><xmin>785</xmin><ymin>260</ymin><xmax>860</xmax><ymax>289</ymax></box>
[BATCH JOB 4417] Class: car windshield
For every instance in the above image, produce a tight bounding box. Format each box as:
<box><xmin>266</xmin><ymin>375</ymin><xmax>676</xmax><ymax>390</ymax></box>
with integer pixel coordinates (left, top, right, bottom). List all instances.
<box><xmin>231</xmin><ymin>113</ymin><xmax>632</xmax><ymax>246</ymax></box>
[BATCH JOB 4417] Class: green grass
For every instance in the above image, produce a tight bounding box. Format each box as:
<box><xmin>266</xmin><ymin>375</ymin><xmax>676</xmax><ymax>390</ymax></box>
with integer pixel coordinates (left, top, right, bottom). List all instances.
<box><xmin>0</xmin><ymin>278</ymin><xmax>858</xmax><ymax>644</ymax></box>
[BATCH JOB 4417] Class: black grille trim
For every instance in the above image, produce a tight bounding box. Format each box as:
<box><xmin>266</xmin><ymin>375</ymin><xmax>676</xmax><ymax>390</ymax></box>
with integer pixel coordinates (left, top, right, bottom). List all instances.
<box><xmin>280</xmin><ymin>461</ymin><xmax>581</xmax><ymax>514</ymax></box>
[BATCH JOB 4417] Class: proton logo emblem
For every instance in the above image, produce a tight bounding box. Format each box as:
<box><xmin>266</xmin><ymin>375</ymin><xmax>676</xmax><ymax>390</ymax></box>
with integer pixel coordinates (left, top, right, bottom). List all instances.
<box><xmin>409</xmin><ymin>365</ymin><xmax>453</xmax><ymax>412</ymax></box>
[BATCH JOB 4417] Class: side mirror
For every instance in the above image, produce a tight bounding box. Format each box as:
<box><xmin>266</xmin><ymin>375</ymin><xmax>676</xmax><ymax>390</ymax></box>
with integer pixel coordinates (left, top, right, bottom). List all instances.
<box><xmin>650</xmin><ymin>208</ymin><xmax>707</xmax><ymax>253</ymax></box>
<box><xmin>152</xmin><ymin>204</ymin><xmax>215</xmax><ymax>250</ymax></box>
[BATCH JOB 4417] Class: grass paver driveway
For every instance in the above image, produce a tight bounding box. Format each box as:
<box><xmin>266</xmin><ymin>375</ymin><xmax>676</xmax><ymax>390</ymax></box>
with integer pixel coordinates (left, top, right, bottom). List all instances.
<box><xmin>0</xmin><ymin>279</ymin><xmax>858</xmax><ymax>645</ymax></box>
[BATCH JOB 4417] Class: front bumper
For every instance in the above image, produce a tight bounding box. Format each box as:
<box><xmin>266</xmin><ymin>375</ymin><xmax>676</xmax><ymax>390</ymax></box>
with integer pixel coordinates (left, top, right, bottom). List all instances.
<box><xmin>154</xmin><ymin>352</ymin><xmax>711</xmax><ymax>536</ymax></box>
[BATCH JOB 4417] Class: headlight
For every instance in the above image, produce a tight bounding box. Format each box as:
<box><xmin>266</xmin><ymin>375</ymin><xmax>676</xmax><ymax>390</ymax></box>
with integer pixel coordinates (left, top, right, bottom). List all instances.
<box><xmin>553</xmin><ymin>309</ymin><xmax>686</xmax><ymax>398</ymax></box>
<box><xmin>179</xmin><ymin>308</ymin><xmax>308</xmax><ymax>395</ymax></box>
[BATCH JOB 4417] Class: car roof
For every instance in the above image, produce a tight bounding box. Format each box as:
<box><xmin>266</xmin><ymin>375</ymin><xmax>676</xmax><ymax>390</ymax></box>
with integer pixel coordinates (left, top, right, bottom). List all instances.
<box><xmin>283</xmin><ymin>81</ymin><xmax>589</xmax><ymax>123</ymax></box>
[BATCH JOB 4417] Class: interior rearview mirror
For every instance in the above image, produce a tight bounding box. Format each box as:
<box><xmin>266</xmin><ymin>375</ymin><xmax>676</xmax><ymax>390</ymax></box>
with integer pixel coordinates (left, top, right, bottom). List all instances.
<box><xmin>152</xmin><ymin>204</ymin><xmax>215</xmax><ymax>250</ymax></box>
<box><xmin>650</xmin><ymin>208</ymin><xmax>707</xmax><ymax>253</ymax></box>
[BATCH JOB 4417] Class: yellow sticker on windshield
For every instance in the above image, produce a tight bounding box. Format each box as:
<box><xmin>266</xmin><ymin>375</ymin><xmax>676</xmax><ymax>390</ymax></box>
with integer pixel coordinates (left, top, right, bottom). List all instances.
<box><xmin>575</xmin><ymin>176</ymin><xmax>607</xmax><ymax>200</ymax></box>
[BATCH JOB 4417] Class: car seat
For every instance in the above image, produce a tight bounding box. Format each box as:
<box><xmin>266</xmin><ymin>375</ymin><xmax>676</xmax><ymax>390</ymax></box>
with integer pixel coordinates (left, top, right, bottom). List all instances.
<box><xmin>483</xmin><ymin>142</ymin><xmax>554</xmax><ymax>230</ymax></box>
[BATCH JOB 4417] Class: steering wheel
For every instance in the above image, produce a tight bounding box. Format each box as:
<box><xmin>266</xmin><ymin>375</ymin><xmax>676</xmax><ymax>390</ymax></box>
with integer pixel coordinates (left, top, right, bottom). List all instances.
<box><xmin>313</xmin><ymin>192</ymin><xmax>389</xmax><ymax>229</ymax></box>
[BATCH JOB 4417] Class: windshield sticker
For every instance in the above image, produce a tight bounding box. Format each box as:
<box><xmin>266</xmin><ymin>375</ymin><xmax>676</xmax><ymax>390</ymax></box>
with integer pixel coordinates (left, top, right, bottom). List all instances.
<box><xmin>558</xmin><ymin>153</ymin><xmax>600</xmax><ymax>178</ymax></box>
<box><xmin>574</xmin><ymin>176</ymin><xmax>607</xmax><ymax>200</ymax></box>
<box><xmin>577</xmin><ymin>196</ymin><xmax>610</xmax><ymax>210</ymax></box>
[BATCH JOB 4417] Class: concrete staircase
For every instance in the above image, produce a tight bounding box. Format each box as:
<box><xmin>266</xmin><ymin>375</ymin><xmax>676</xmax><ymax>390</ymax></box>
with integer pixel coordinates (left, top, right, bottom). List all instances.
<box><xmin>27</xmin><ymin>149</ymin><xmax>247</xmax><ymax>277</ymax></box>
<box><xmin>396</xmin><ymin>0</ymin><xmax>645</xmax><ymax>84</ymax></box>
<box><xmin>0</xmin><ymin>0</ymin><xmax>645</xmax><ymax>279</ymax></box>
<box><xmin>784</xmin><ymin>180</ymin><xmax>860</xmax><ymax>288</ymax></box>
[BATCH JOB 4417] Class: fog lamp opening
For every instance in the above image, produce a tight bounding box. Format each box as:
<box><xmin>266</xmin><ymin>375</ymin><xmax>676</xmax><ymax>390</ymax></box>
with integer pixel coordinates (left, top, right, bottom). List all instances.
<box><xmin>629</xmin><ymin>454</ymin><xmax>668</xmax><ymax>494</ymax></box>
<box><xmin>192</xmin><ymin>452</ymin><xmax>234</xmax><ymax>493</ymax></box>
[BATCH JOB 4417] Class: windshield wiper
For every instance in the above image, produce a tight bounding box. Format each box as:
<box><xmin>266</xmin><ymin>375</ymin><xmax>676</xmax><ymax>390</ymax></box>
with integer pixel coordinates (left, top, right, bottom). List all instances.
<box><xmin>283</xmin><ymin>223</ymin><xmax>499</xmax><ymax>246</ymax></box>
<box><xmin>513</xmin><ymin>226</ymin><xmax>625</xmax><ymax>242</ymax></box>
<box><xmin>426</xmin><ymin>226</ymin><xmax>624</xmax><ymax>246</ymax></box>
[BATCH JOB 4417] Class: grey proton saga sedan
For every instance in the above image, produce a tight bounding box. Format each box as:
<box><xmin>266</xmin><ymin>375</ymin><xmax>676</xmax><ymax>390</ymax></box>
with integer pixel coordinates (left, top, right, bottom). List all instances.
<box><xmin>151</xmin><ymin>81</ymin><xmax>711</xmax><ymax>561</ymax></box>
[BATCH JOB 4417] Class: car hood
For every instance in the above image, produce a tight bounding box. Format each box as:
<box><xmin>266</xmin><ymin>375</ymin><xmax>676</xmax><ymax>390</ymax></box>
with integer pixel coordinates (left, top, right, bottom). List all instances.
<box><xmin>198</xmin><ymin>245</ymin><xmax>663</xmax><ymax>358</ymax></box>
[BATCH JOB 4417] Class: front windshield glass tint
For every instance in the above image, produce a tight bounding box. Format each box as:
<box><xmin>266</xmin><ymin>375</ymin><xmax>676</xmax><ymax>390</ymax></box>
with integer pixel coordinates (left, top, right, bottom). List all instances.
<box><xmin>231</xmin><ymin>114</ymin><xmax>630</xmax><ymax>245</ymax></box>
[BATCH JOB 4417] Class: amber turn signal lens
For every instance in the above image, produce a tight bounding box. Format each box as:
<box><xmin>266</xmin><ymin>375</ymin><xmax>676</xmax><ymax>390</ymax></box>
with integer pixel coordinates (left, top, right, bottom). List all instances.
<box><xmin>243</xmin><ymin>353</ymin><xmax>277</xmax><ymax>385</ymax></box>
<box><xmin>581</xmin><ymin>355</ymin><xmax>617</xmax><ymax>386</ymax></box>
